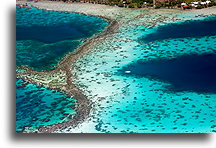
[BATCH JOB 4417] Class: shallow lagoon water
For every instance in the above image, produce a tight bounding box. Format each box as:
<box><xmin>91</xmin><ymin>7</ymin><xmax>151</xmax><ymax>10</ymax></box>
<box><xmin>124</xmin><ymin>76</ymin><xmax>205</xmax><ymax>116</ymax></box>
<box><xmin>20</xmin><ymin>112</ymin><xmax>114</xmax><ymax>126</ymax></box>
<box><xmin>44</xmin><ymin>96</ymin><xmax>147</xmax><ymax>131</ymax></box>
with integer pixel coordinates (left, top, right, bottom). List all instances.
<box><xmin>67</xmin><ymin>16</ymin><xmax>216</xmax><ymax>133</ymax></box>
<box><xmin>121</xmin><ymin>17</ymin><xmax>216</xmax><ymax>93</ymax></box>
<box><xmin>16</xmin><ymin>6</ymin><xmax>108</xmax><ymax>132</ymax></box>
<box><xmin>16</xmin><ymin>40</ymin><xmax>81</xmax><ymax>70</ymax></box>
<box><xmin>16</xmin><ymin>6</ymin><xmax>108</xmax><ymax>70</ymax></box>
<box><xmin>16</xmin><ymin>4</ymin><xmax>216</xmax><ymax>133</ymax></box>
<box><xmin>16</xmin><ymin>79</ymin><xmax>76</xmax><ymax>132</ymax></box>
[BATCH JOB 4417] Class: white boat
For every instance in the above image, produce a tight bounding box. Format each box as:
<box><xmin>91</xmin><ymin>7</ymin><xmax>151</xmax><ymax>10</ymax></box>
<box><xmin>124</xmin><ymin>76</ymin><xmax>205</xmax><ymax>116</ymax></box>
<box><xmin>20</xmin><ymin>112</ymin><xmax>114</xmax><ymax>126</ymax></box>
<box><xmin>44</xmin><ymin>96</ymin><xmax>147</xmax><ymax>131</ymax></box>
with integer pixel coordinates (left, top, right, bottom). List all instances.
<box><xmin>125</xmin><ymin>71</ymin><xmax>131</xmax><ymax>74</ymax></box>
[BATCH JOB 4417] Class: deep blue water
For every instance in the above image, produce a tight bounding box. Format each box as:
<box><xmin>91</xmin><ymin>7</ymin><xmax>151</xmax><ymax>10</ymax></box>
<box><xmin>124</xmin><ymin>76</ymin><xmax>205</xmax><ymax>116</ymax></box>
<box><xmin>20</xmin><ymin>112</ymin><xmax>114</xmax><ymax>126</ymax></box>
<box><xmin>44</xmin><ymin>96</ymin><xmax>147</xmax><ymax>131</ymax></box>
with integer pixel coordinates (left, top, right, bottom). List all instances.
<box><xmin>16</xmin><ymin>6</ymin><xmax>108</xmax><ymax>70</ymax></box>
<box><xmin>17</xmin><ymin>24</ymin><xmax>87</xmax><ymax>43</ymax></box>
<box><xmin>120</xmin><ymin>18</ymin><xmax>216</xmax><ymax>93</ymax></box>
<box><xmin>120</xmin><ymin>54</ymin><xmax>216</xmax><ymax>93</ymax></box>
<box><xmin>141</xmin><ymin>17</ymin><xmax>216</xmax><ymax>43</ymax></box>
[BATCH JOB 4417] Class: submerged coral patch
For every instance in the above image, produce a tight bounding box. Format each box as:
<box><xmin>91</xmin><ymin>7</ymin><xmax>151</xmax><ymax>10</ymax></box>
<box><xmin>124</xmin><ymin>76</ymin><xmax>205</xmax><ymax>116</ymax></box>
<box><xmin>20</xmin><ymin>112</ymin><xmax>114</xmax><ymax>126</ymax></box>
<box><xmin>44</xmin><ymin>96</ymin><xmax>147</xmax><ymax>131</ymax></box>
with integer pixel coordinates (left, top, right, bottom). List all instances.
<box><xmin>16</xmin><ymin>79</ymin><xmax>76</xmax><ymax>133</ymax></box>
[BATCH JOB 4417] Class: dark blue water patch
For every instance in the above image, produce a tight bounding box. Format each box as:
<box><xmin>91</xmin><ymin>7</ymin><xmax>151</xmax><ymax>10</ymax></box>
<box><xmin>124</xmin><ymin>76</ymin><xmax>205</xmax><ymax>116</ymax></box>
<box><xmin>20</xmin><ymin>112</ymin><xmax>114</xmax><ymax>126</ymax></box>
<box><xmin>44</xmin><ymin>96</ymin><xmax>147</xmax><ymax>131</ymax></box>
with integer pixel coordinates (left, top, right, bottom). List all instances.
<box><xmin>16</xmin><ymin>79</ymin><xmax>76</xmax><ymax>132</ymax></box>
<box><xmin>140</xmin><ymin>17</ymin><xmax>216</xmax><ymax>43</ymax></box>
<box><xmin>16</xmin><ymin>6</ymin><xmax>108</xmax><ymax>43</ymax></box>
<box><xmin>16</xmin><ymin>6</ymin><xmax>108</xmax><ymax>70</ymax></box>
<box><xmin>16</xmin><ymin>24</ymin><xmax>87</xmax><ymax>43</ymax></box>
<box><xmin>119</xmin><ymin>54</ymin><xmax>216</xmax><ymax>93</ymax></box>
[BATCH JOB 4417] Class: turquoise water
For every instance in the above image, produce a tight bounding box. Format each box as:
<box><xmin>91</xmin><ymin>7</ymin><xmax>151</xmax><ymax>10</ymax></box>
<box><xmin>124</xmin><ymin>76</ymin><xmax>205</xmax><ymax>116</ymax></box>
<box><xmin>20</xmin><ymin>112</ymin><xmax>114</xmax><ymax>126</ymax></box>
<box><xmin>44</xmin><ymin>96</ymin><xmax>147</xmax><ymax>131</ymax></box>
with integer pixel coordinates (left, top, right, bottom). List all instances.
<box><xmin>16</xmin><ymin>6</ymin><xmax>108</xmax><ymax>132</ymax></box>
<box><xmin>16</xmin><ymin>79</ymin><xmax>76</xmax><ymax>132</ymax></box>
<box><xmin>108</xmin><ymin>18</ymin><xmax>215</xmax><ymax>132</ymax></box>
<box><xmin>70</xmin><ymin>16</ymin><xmax>215</xmax><ymax>133</ymax></box>
<box><xmin>16</xmin><ymin>5</ymin><xmax>216</xmax><ymax>133</ymax></box>
<box><xmin>16</xmin><ymin>6</ymin><xmax>108</xmax><ymax>70</ymax></box>
<box><xmin>119</xmin><ymin>18</ymin><xmax>216</xmax><ymax>94</ymax></box>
